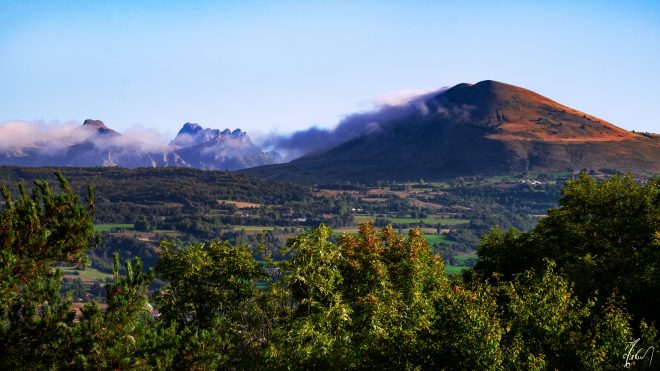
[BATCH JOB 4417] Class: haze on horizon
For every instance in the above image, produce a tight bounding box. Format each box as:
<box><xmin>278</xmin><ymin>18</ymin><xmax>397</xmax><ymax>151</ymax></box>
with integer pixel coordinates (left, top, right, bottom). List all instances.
<box><xmin>1</xmin><ymin>0</ymin><xmax>659</xmax><ymax>139</ymax></box>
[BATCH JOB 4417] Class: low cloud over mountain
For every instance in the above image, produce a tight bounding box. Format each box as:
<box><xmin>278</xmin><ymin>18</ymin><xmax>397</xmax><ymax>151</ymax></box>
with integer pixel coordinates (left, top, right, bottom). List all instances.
<box><xmin>0</xmin><ymin>120</ymin><xmax>278</xmax><ymax>170</ymax></box>
<box><xmin>0</xmin><ymin>119</ymin><xmax>168</xmax><ymax>155</ymax></box>
<box><xmin>260</xmin><ymin>87</ymin><xmax>448</xmax><ymax>160</ymax></box>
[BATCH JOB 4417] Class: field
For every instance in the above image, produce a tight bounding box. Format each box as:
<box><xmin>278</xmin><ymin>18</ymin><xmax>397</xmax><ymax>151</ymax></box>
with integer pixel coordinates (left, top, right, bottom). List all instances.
<box><xmin>232</xmin><ymin>225</ymin><xmax>275</xmax><ymax>232</ymax></box>
<box><xmin>84</xmin><ymin>173</ymin><xmax>562</xmax><ymax>281</ymax></box>
<box><xmin>333</xmin><ymin>227</ymin><xmax>362</xmax><ymax>235</ymax></box>
<box><xmin>94</xmin><ymin>223</ymin><xmax>134</xmax><ymax>232</ymax></box>
<box><xmin>453</xmin><ymin>253</ymin><xmax>478</xmax><ymax>263</ymax></box>
<box><xmin>423</xmin><ymin>234</ymin><xmax>451</xmax><ymax>245</ymax></box>
<box><xmin>444</xmin><ymin>265</ymin><xmax>470</xmax><ymax>276</ymax></box>
<box><xmin>354</xmin><ymin>215</ymin><xmax>470</xmax><ymax>225</ymax></box>
<box><xmin>61</xmin><ymin>266</ymin><xmax>113</xmax><ymax>282</ymax></box>
<box><xmin>218</xmin><ymin>200</ymin><xmax>263</xmax><ymax>208</ymax></box>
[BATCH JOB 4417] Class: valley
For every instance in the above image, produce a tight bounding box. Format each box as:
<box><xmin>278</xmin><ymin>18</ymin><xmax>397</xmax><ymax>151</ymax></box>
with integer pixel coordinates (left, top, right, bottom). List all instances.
<box><xmin>1</xmin><ymin>166</ymin><xmax>572</xmax><ymax>286</ymax></box>
<box><xmin>2</xmin><ymin>160</ymin><xmax>657</xmax><ymax>369</ymax></box>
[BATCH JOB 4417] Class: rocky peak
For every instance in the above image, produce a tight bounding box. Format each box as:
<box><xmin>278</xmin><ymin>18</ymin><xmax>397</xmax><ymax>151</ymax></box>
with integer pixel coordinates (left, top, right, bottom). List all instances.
<box><xmin>82</xmin><ymin>119</ymin><xmax>120</xmax><ymax>137</ymax></box>
<box><xmin>172</xmin><ymin>123</ymin><xmax>249</xmax><ymax>147</ymax></box>
<box><xmin>178</xmin><ymin>122</ymin><xmax>203</xmax><ymax>135</ymax></box>
<box><xmin>83</xmin><ymin>119</ymin><xmax>108</xmax><ymax>129</ymax></box>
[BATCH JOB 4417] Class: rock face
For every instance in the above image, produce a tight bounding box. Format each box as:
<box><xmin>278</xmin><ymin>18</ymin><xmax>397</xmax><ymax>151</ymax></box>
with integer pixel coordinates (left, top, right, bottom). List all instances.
<box><xmin>81</xmin><ymin>119</ymin><xmax>120</xmax><ymax>137</ymax></box>
<box><xmin>243</xmin><ymin>80</ymin><xmax>660</xmax><ymax>183</ymax></box>
<box><xmin>171</xmin><ymin>123</ymin><xmax>277</xmax><ymax>170</ymax></box>
<box><xmin>0</xmin><ymin>120</ymin><xmax>278</xmax><ymax>170</ymax></box>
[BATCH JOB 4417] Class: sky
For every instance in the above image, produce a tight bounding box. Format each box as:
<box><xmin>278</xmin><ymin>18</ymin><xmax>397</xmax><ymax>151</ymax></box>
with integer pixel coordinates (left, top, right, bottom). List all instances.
<box><xmin>1</xmin><ymin>0</ymin><xmax>659</xmax><ymax>141</ymax></box>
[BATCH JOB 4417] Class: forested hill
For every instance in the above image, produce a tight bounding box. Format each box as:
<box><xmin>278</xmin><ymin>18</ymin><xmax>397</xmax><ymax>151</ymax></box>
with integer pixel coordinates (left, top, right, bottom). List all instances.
<box><xmin>0</xmin><ymin>166</ymin><xmax>310</xmax><ymax>204</ymax></box>
<box><xmin>0</xmin><ymin>166</ymin><xmax>308</xmax><ymax>206</ymax></box>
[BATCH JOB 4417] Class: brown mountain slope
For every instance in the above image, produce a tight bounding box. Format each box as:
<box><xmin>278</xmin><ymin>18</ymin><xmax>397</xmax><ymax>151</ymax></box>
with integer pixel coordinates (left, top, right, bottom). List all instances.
<box><xmin>437</xmin><ymin>81</ymin><xmax>636</xmax><ymax>142</ymax></box>
<box><xmin>243</xmin><ymin>80</ymin><xmax>659</xmax><ymax>183</ymax></box>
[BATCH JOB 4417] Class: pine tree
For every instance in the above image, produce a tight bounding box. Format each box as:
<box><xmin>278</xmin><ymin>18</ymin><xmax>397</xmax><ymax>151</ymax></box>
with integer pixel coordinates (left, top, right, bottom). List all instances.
<box><xmin>0</xmin><ymin>173</ymin><xmax>97</xmax><ymax>368</ymax></box>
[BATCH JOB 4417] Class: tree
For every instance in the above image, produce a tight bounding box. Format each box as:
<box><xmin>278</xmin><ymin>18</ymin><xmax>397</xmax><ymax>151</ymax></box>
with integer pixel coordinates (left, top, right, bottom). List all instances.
<box><xmin>474</xmin><ymin>174</ymin><xmax>660</xmax><ymax>324</ymax></box>
<box><xmin>268</xmin><ymin>223</ymin><xmax>449</xmax><ymax>369</ymax></box>
<box><xmin>266</xmin><ymin>224</ymin><xmax>353</xmax><ymax>369</ymax></box>
<box><xmin>154</xmin><ymin>240</ymin><xmax>267</xmax><ymax>369</ymax></box>
<box><xmin>134</xmin><ymin>215</ymin><xmax>151</xmax><ymax>231</ymax></box>
<box><xmin>2</xmin><ymin>172</ymin><xmax>654</xmax><ymax>368</ymax></box>
<box><xmin>70</xmin><ymin>254</ymin><xmax>176</xmax><ymax>369</ymax></box>
<box><xmin>0</xmin><ymin>173</ymin><xmax>98</xmax><ymax>368</ymax></box>
<box><xmin>0</xmin><ymin>174</ymin><xmax>173</xmax><ymax>368</ymax></box>
<box><xmin>428</xmin><ymin>280</ymin><xmax>504</xmax><ymax>370</ymax></box>
<box><xmin>337</xmin><ymin>224</ymin><xmax>445</xmax><ymax>368</ymax></box>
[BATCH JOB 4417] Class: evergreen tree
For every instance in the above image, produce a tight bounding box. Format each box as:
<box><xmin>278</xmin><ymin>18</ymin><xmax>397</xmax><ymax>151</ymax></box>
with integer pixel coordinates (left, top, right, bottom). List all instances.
<box><xmin>71</xmin><ymin>254</ymin><xmax>177</xmax><ymax>369</ymax></box>
<box><xmin>0</xmin><ymin>173</ymin><xmax>97</xmax><ymax>368</ymax></box>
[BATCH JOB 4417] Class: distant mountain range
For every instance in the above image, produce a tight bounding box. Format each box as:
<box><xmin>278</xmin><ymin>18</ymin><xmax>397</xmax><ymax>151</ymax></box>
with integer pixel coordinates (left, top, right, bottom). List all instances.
<box><xmin>2</xmin><ymin>80</ymin><xmax>657</xmax><ymax>179</ymax></box>
<box><xmin>0</xmin><ymin>120</ymin><xmax>278</xmax><ymax>170</ymax></box>
<box><xmin>243</xmin><ymin>80</ymin><xmax>660</xmax><ymax>182</ymax></box>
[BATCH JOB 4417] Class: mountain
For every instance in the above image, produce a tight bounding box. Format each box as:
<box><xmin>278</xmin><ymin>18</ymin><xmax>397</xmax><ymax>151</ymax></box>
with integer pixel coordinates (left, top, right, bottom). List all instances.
<box><xmin>62</xmin><ymin>120</ymin><xmax>187</xmax><ymax>168</ymax></box>
<box><xmin>243</xmin><ymin>80</ymin><xmax>660</xmax><ymax>183</ymax></box>
<box><xmin>170</xmin><ymin>123</ymin><xmax>276</xmax><ymax>170</ymax></box>
<box><xmin>0</xmin><ymin>120</ymin><xmax>278</xmax><ymax>170</ymax></box>
<box><xmin>80</xmin><ymin>119</ymin><xmax>121</xmax><ymax>137</ymax></box>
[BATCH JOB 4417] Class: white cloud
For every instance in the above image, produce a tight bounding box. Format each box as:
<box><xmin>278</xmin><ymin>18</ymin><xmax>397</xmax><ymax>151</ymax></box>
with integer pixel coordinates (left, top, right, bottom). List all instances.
<box><xmin>0</xmin><ymin>120</ymin><xmax>172</xmax><ymax>154</ymax></box>
<box><xmin>374</xmin><ymin>87</ymin><xmax>443</xmax><ymax>107</ymax></box>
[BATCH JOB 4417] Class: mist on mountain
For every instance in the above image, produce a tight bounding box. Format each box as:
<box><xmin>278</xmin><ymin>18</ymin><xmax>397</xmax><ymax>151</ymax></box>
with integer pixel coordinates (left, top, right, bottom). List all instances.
<box><xmin>0</xmin><ymin>120</ymin><xmax>277</xmax><ymax>170</ymax></box>
<box><xmin>259</xmin><ymin>87</ymin><xmax>448</xmax><ymax>160</ymax></box>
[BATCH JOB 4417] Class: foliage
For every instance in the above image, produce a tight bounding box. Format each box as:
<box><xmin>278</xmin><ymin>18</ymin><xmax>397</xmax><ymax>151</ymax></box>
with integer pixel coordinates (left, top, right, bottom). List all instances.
<box><xmin>427</xmin><ymin>279</ymin><xmax>503</xmax><ymax>370</ymax></box>
<box><xmin>0</xmin><ymin>173</ymin><xmax>97</xmax><ymax>368</ymax></box>
<box><xmin>268</xmin><ymin>224</ymin><xmax>497</xmax><ymax>370</ymax></box>
<box><xmin>497</xmin><ymin>262</ymin><xmax>594</xmax><ymax>369</ymax></box>
<box><xmin>70</xmin><ymin>254</ymin><xmax>176</xmax><ymax>369</ymax></box>
<box><xmin>337</xmin><ymin>224</ymin><xmax>445</xmax><ymax>368</ymax></box>
<box><xmin>267</xmin><ymin>224</ymin><xmax>353</xmax><ymax>369</ymax></box>
<box><xmin>475</xmin><ymin>173</ymin><xmax>660</xmax><ymax>324</ymax></box>
<box><xmin>154</xmin><ymin>240</ymin><xmax>268</xmax><ymax>369</ymax></box>
<box><xmin>1</xmin><ymin>173</ymin><xmax>657</xmax><ymax>369</ymax></box>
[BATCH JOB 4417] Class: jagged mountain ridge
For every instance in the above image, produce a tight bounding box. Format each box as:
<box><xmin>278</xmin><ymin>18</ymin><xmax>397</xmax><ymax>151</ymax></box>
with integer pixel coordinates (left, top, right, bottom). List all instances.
<box><xmin>171</xmin><ymin>123</ymin><xmax>276</xmax><ymax>170</ymax></box>
<box><xmin>171</xmin><ymin>123</ymin><xmax>246</xmax><ymax>147</ymax></box>
<box><xmin>242</xmin><ymin>80</ymin><xmax>660</xmax><ymax>183</ymax></box>
<box><xmin>0</xmin><ymin>120</ymin><xmax>278</xmax><ymax>170</ymax></box>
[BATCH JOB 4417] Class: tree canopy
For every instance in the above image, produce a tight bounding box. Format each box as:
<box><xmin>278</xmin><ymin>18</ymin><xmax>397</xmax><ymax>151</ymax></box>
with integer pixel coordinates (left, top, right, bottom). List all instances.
<box><xmin>474</xmin><ymin>173</ymin><xmax>660</xmax><ymax>324</ymax></box>
<box><xmin>1</xmin><ymin>173</ymin><xmax>657</xmax><ymax>369</ymax></box>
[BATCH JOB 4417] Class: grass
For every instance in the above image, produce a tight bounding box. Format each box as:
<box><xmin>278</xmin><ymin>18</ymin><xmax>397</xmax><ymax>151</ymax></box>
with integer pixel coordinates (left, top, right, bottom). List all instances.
<box><xmin>423</xmin><ymin>234</ymin><xmax>448</xmax><ymax>245</ymax></box>
<box><xmin>453</xmin><ymin>253</ymin><xmax>478</xmax><ymax>263</ymax></box>
<box><xmin>232</xmin><ymin>226</ymin><xmax>275</xmax><ymax>232</ymax></box>
<box><xmin>94</xmin><ymin>223</ymin><xmax>134</xmax><ymax>232</ymax></box>
<box><xmin>218</xmin><ymin>200</ymin><xmax>263</xmax><ymax>208</ymax></box>
<box><xmin>154</xmin><ymin>229</ymin><xmax>178</xmax><ymax>234</ymax></box>
<box><xmin>445</xmin><ymin>265</ymin><xmax>469</xmax><ymax>276</ymax></box>
<box><xmin>61</xmin><ymin>267</ymin><xmax>112</xmax><ymax>282</ymax></box>
<box><xmin>394</xmin><ymin>217</ymin><xmax>469</xmax><ymax>225</ymax></box>
<box><xmin>354</xmin><ymin>215</ymin><xmax>469</xmax><ymax>225</ymax></box>
<box><xmin>332</xmin><ymin>227</ymin><xmax>361</xmax><ymax>236</ymax></box>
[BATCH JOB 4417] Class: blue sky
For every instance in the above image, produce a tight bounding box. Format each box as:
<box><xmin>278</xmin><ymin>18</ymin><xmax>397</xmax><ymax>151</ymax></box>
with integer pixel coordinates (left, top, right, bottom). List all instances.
<box><xmin>1</xmin><ymin>0</ymin><xmax>659</xmax><ymax>139</ymax></box>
